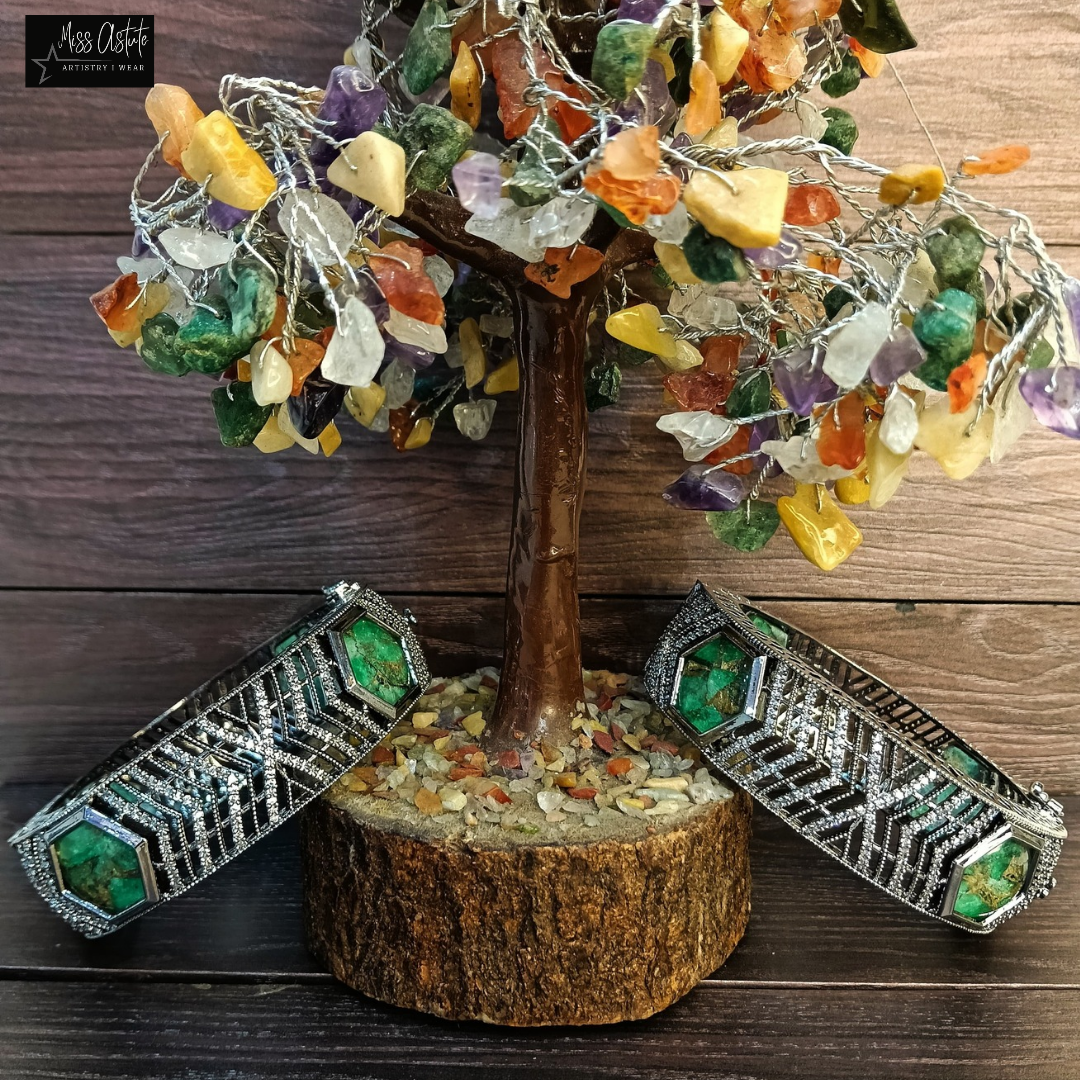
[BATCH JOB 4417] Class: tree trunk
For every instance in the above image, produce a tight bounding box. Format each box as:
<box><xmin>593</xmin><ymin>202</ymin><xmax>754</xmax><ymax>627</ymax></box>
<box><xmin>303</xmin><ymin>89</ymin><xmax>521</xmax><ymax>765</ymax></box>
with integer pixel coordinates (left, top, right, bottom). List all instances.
<box><xmin>484</xmin><ymin>285</ymin><xmax>596</xmax><ymax>751</ymax></box>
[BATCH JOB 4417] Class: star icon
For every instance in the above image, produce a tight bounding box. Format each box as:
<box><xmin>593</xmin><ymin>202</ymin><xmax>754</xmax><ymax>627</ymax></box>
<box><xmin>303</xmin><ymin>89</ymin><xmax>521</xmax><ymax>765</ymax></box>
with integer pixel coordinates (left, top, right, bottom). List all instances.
<box><xmin>30</xmin><ymin>43</ymin><xmax>58</xmax><ymax>85</ymax></box>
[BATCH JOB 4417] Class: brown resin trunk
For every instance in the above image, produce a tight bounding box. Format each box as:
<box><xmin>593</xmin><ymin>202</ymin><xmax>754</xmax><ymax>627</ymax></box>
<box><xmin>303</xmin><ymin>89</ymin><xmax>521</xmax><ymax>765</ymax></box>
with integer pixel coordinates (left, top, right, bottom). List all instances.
<box><xmin>484</xmin><ymin>284</ymin><xmax>599</xmax><ymax>751</ymax></box>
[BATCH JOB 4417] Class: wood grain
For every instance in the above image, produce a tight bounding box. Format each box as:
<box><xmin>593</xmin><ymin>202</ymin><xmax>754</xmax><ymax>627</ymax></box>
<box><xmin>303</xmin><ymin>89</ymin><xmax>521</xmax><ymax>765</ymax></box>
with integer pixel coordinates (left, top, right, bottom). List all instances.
<box><xmin>2</xmin><ymin>592</ymin><xmax>1079</xmax><ymax>789</ymax></box>
<box><xmin>3</xmin><ymin>234</ymin><xmax>1080</xmax><ymax>599</ymax></box>
<box><xmin>2</xmin><ymin>980</ymin><xmax>1079</xmax><ymax>1079</ymax></box>
<box><xmin>1</xmin><ymin>2</ymin><xmax>1078</xmax><ymax>240</ymax></box>
<box><xmin>2</xmin><ymin>0</ymin><xmax>1079</xmax><ymax>1069</ymax></box>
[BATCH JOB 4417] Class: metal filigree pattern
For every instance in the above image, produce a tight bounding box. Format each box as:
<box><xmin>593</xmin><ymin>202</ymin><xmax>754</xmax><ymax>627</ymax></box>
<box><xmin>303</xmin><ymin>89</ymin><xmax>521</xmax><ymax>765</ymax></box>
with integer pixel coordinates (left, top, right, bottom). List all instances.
<box><xmin>10</xmin><ymin>583</ymin><xmax>428</xmax><ymax>938</ymax></box>
<box><xmin>645</xmin><ymin>583</ymin><xmax>1066</xmax><ymax>933</ymax></box>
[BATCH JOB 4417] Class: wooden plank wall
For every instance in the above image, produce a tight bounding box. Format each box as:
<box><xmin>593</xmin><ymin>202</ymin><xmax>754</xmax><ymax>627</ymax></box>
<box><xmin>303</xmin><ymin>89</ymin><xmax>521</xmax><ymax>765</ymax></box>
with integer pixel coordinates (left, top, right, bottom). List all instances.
<box><xmin>1</xmin><ymin>1</ymin><xmax>1079</xmax><ymax>1075</ymax></box>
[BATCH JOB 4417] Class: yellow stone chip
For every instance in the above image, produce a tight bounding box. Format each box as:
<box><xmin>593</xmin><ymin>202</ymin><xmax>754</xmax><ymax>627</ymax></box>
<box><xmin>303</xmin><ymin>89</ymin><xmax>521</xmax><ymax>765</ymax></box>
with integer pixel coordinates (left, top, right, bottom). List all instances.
<box><xmin>777</xmin><ymin>483</ymin><xmax>862</xmax><ymax>572</ymax></box>
<box><xmin>683</xmin><ymin>167</ymin><xmax>789</xmax><ymax>249</ymax></box>
<box><xmin>605</xmin><ymin>303</ymin><xmax>677</xmax><ymax>360</ymax></box>
<box><xmin>345</xmin><ymin>382</ymin><xmax>387</xmax><ymax>427</ymax></box>
<box><xmin>654</xmin><ymin>241</ymin><xmax>703</xmax><ymax>286</ymax></box>
<box><xmin>459</xmin><ymin>317</ymin><xmax>487</xmax><ymax>388</ymax></box>
<box><xmin>700</xmin><ymin>8</ymin><xmax>749</xmax><ymax>84</ymax></box>
<box><xmin>484</xmin><ymin>357</ymin><xmax>520</xmax><ymax>395</ymax></box>
<box><xmin>878</xmin><ymin>164</ymin><xmax>946</xmax><ymax>206</ymax></box>
<box><xmin>318</xmin><ymin>422</ymin><xmax>342</xmax><ymax>457</ymax></box>
<box><xmin>327</xmin><ymin>131</ymin><xmax>407</xmax><ymax>217</ymax></box>
<box><xmin>180</xmin><ymin>110</ymin><xmax>277</xmax><ymax>211</ymax></box>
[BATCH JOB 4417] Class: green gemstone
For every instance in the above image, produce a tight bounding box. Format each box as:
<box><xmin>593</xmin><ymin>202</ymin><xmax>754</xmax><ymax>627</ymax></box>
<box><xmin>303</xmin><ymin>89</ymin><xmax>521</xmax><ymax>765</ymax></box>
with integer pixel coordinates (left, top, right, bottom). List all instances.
<box><xmin>707</xmin><ymin>501</ymin><xmax>780</xmax><ymax>553</ymax></box>
<box><xmin>401</xmin><ymin>0</ymin><xmax>453</xmax><ymax>95</ymax></box>
<box><xmin>507</xmin><ymin>119</ymin><xmax>563</xmax><ymax>208</ymax></box>
<box><xmin>51</xmin><ymin>818</ymin><xmax>147</xmax><ymax>915</ymax></box>
<box><xmin>667</xmin><ymin>38</ymin><xmax>692</xmax><ymax>106</ymax></box>
<box><xmin>748</xmin><ymin>612</ymin><xmax>789</xmax><ymax>647</ymax></box>
<box><xmin>726</xmin><ymin>368</ymin><xmax>772</xmax><ymax>419</ymax></box>
<box><xmin>597</xmin><ymin>198</ymin><xmax>635</xmax><ymax>229</ymax></box>
<box><xmin>591</xmin><ymin>20</ymin><xmax>656</xmax><ymax>100</ymax></box>
<box><xmin>823</xmin><ymin>282</ymin><xmax>858</xmax><ymax>320</ymax></box>
<box><xmin>176</xmin><ymin>297</ymin><xmax>256</xmax><ymax>375</ymax></box>
<box><xmin>1027</xmin><ymin>338</ymin><xmax>1054</xmax><ymax>369</ymax></box>
<box><xmin>611</xmin><ymin>338</ymin><xmax>653</xmax><ymax>367</ymax></box>
<box><xmin>676</xmin><ymin>637</ymin><xmax>754</xmax><ymax>735</ymax></box>
<box><xmin>821</xmin><ymin>52</ymin><xmax>863</xmax><ymax>98</ymax></box>
<box><xmin>653</xmin><ymin>264</ymin><xmax>675</xmax><ymax>290</ymax></box>
<box><xmin>138</xmin><ymin>313</ymin><xmax>188</xmax><ymax>376</ymax></box>
<box><xmin>682</xmin><ymin>225</ymin><xmax>749</xmax><ymax>284</ymax></box>
<box><xmin>910</xmin><ymin>745</ymin><xmax>991</xmax><ymax>819</ymax></box>
<box><xmin>839</xmin><ymin>0</ymin><xmax>917</xmax><ymax>54</ymax></box>
<box><xmin>211</xmin><ymin>381</ymin><xmax>273</xmax><ymax>447</ymax></box>
<box><xmin>913</xmin><ymin>288</ymin><xmax>978</xmax><ymax>390</ymax></box>
<box><xmin>341</xmin><ymin>615</ymin><xmax>413</xmax><ymax>707</ymax></box>
<box><xmin>585</xmin><ymin>358</ymin><xmax>622</xmax><ymax>411</ymax></box>
<box><xmin>820</xmin><ymin>107</ymin><xmax>859</xmax><ymax>156</ymax></box>
<box><xmin>393</xmin><ymin>105</ymin><xmax>473</xmax><ymax>192</ymax></box>
<box><xmin>953</xmin><ymin>837</ymin><xmax>1031</xmax><ymax>920</ymax></box>
<box><xmin>221</xmin><ymin>260</ymin><xmax>278</xmax><ymax>341</ymax></box>
<box><xmin>925</xmin><ymin>217</ymin><xmax>986</xmax><ymax>293</ymax></box>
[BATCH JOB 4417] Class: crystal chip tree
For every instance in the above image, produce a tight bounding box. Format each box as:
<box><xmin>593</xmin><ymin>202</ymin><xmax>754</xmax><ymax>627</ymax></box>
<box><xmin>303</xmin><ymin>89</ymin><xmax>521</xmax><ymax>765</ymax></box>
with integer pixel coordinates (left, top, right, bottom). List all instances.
<box><xmin>93</xmin><ymin>0</ymin><xmax>1079</xmax><ymax>755</ymax></box>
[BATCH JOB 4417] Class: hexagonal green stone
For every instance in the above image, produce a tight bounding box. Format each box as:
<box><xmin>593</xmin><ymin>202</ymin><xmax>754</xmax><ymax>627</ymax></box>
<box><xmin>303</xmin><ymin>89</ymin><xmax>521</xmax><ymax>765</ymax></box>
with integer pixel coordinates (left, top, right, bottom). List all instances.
<box><xmin>51</xmin><ymin>819</ymin><xmax>147</xmax><ymax>915</ymax></box>
<box><xmin>953</xmin><ymin>837</ymin><xmax>1031</xmax><ymax>920</ymax></box>
<box><xmin>341</xmin><ymin>616</ymin><xmax>412</xmax><ymax>707</ymax></box>
<box><xmin>676</xmin><ymin>637</ymin><xmax>754</xmax><ymax>735</ymax></box>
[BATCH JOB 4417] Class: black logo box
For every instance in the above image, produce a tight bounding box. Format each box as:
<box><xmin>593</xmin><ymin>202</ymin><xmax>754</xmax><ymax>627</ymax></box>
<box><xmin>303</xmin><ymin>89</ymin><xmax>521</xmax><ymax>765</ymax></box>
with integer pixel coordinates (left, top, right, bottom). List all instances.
<box><xmin>26</xmin><ymin>16</ymin><xmax>154</xmax><ymax>88</ymax></box>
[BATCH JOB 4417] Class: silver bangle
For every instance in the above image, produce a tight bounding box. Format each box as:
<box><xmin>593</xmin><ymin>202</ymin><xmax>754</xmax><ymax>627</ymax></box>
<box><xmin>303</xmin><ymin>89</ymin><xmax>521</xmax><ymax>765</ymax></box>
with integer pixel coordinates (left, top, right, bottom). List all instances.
<box><xmin>9</xmin><ymin>583</ymin><xmax>428</xmax><ymax>938</ymax></box>
<box><xmin>645</xmin><ymin>583</ymin><xmax>1067</xmax><ymax>933</ymax></box>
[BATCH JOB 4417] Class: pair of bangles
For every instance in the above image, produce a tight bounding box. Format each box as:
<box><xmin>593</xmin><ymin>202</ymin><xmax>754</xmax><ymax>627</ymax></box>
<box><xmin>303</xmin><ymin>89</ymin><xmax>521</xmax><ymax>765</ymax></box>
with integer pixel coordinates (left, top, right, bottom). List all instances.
<box><xmin>10</xmin><ymin>581</ymin><xmax>1066</xmax><ymax>938</ymax></box>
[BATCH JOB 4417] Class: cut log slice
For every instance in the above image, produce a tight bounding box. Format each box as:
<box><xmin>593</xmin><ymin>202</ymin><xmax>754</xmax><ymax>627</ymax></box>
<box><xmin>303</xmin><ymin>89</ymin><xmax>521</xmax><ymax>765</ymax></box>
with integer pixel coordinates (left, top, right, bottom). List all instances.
<box><xmin>302</xmin><ymin>786</ymin><xmax>752</xmax><ymax>1026</ymax></box>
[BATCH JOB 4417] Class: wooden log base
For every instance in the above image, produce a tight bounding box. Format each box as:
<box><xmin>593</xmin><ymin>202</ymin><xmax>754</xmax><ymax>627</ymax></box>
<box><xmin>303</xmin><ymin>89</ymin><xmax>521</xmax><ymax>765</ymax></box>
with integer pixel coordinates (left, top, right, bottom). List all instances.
<box><xmin>301</xmin><ymin>785</ymin><xmax>752</xmax><ymax>1026</ymax></box>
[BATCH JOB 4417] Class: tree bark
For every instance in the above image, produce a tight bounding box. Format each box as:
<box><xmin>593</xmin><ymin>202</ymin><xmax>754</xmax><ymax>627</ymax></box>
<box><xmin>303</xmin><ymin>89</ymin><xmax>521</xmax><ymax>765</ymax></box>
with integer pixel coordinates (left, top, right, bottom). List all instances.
<box><xmin>484</xmin><ymin>284</ymin><xmax>598</xmax><ymax>750</ymax></box>
<box><xmin>302</xmin><ymin>788</ymin><xmax>753</xmax><ymax>1026</ymax></box>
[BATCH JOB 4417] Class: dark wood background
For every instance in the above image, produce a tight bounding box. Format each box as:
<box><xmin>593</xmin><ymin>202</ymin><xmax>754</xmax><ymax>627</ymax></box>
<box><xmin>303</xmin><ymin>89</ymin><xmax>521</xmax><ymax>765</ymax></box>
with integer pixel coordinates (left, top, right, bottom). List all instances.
<box><xmin>2</xmin><ymin>0</ymin><xmax>1080</xmax><ymax>1075</ymax></box>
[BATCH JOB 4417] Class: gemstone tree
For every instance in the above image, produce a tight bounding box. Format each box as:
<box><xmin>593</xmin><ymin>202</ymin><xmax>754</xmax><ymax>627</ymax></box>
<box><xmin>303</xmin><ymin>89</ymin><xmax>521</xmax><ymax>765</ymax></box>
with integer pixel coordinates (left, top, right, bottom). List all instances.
<box><xmin>92</xmin><ymin>0</ymin><xmax>1079</xmax><ymax>754</ymax></box>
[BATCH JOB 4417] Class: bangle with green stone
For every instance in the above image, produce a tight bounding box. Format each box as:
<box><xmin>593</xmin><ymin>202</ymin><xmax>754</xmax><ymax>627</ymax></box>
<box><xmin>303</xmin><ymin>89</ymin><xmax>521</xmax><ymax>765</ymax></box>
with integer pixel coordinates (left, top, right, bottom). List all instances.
<box><xmin>10</xmin><ymin>583</ymin><xmax>428</xmax><ymax>938</ymax></box>
<box><xmin>645</xmin><ymin>582</ymin><xmax>1066</xmax><ymax>933</ymax></box>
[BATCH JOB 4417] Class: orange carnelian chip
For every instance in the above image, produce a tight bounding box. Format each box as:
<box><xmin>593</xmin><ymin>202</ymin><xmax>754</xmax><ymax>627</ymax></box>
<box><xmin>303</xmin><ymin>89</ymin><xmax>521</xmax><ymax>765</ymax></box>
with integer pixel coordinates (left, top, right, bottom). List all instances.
<box><xmin>607</xmin><ymin>757</ymin><xmax>633</xmax><ymax>776</ymax></box>
<box><xmin>551</xmin><ymin>82</ymin><xmax>594</xmax><ymax>143</ymax></box>
<box><xmin>947</xmin><ymin>351</ymin><xmax>988</xmax><ymax>414</ymax></box>
<box><xmin>817</xmin><ymin>390</ymin><xmax>867</xmax><ymax>470</ymax></box>
<box><xmin>726</xmin><ymin>0</ymin><xmax>807</xmax><ymax>93</ymax></box>
<box><xmin>684</xmin><ymin>60</ymin><xmax>721</xmax><ymax>137</ymax></box>
<box><xmin>90</xmin><ymin>273</ymin><xmax>144</xmax><ymax>335</ymax></box>
<box><xmin>704</xmin><ymin>424</ymin><xmax>754</xmax><ymax>474</ymax></box>
<box><xmin>602</xmin><ymin>125</ymin><xmax>662</xmax><ymax>181</ymax></box>
<box><xmin>451</xmin><ymin>0</ymin><xmax>514</xmax><ymax>67</ymax></box>
<box><xmin>582</xmin><ymin>167</ymin><xmax>681</xmax><ymax>225</ymax></box>
<box><xmin>286</xmin><ymin>338</ymin><xmax>326</xmax><ymax>395</ymax></box>
<box><xmin>848</xmin><ymin>39</ymin><xmax>885</xmax><ymax>77</ymax></box>
<box><xmin>784</xmin><ymin>183</ymin><xmax>842</xmax><ymax>226</ymax></box>
<box><xmin>961</xmin><ymin>144</ymin><xmax>1031</xmax><ymax>177</ymax></box>
<box><xmin>524</xmin><ymin>245</ymin><xmax>605</xmax><ymax>299</ymax></box>
<box><xmin>700</xmin><ymin>334</ymin><xmax>744</xmax><ymax>376</ymax></box>
<box><xmin>369</xmin><ymin>240</ymin><xmax>445</xmax><ymax>325</ymax></box>
<box><xmin>806</xmin><ymin>252</ymin><xmax>842</xmax><ymax>276</ymax></box>
<box><xmin>771</xmin><ymin>0</ymin><xmax>841</xmax><ymax>30</ymax></box>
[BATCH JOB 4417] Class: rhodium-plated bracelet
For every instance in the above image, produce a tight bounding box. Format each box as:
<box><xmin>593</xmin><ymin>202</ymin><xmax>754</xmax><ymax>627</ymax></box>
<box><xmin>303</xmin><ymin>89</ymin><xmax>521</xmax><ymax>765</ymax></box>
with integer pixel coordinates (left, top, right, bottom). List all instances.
<box><xmin>10</xmin><ymin>583</ymin><xmax>428</xmax><ymax>938</ymax></box>
<box><xmin>645</xmin><ymin>583</ymin><xmax>1066</xmax><ymax>933</ymax></box>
